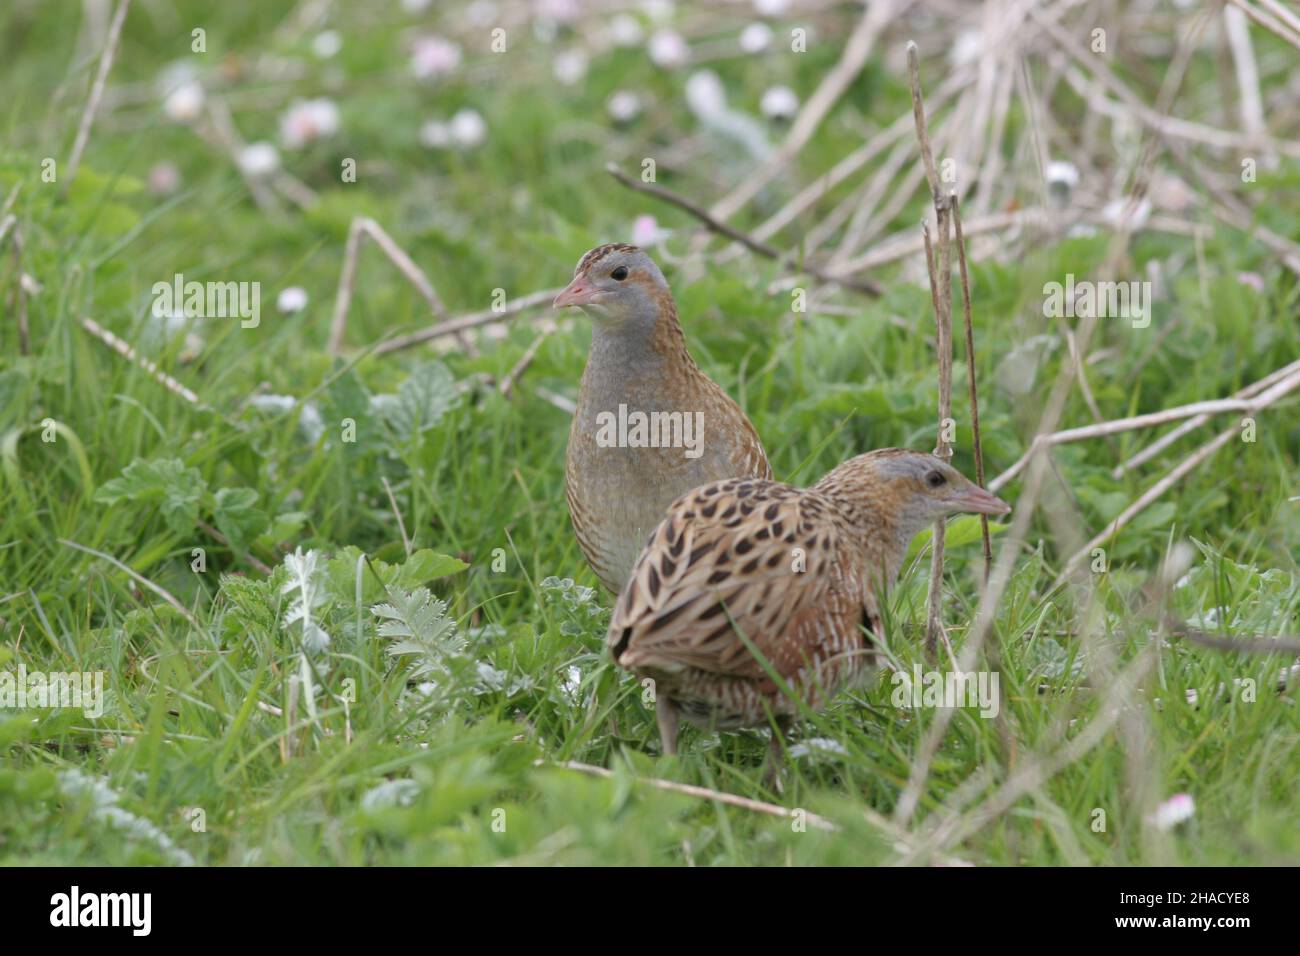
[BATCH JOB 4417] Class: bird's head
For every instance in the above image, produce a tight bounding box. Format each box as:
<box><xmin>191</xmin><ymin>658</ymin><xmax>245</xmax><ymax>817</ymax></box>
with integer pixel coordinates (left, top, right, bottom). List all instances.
<box><xmin>553</xmin><ymin>243</ymin><xmax>671</xmax><ymax>327</ymax></box>
<box><xmin>815</xmin><ymin>448</ymin><xmax>1010</xmax><ymax>539</ymax></box>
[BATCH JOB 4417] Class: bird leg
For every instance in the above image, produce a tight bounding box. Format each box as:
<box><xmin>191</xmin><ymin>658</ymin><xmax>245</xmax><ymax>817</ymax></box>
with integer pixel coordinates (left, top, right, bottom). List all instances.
<box><xmin>656</xmin><ymin>695</ymin><xmax>680</xmax><ymax>756</ymax></box>
<box><xmin>762</xmin><ymin>716</ymin><xmax>792</xmax><ymax>794</ymax></box>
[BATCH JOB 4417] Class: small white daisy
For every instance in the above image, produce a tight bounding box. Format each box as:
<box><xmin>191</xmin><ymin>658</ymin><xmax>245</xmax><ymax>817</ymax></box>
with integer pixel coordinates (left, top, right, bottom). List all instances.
<box><xmin>411</xmin><ymin>35</ymin><xmax>461</xmax><ymax>81</ymax></box>
<box><xmin>311</xmin><ymin>30</ymin><xmax>342</xmax><ymax>59</ymax></box>
<box><xmin>280</xmin><ymin>98</ymin><xmax>340</xmax><ymax>149</ymax></box>
<box><xmin>237</xmin><ymin>142</ymin><xmax>280</xmax><ymax>177</ymax></box>
<box><xmin>277</xmin><ymin>287</ymin><xmax>309</xmax><ymax>313</ymax></box>
<box><xmin>739</xmin><ymin>22</ymin><xmax>773</xmax><ymax>54</ymax></box>
<box><xmin>163</xmin><ymin>81</ymin><xmax>204</xmax><ymax>123</ymax></box>
<box><xmin>450</xmin><ymin>108</ymin><xmax>488</xmax><ymax>149</ymax></box>
<box><xmin>648</xmin><ymin>29</ymin><xmax>688</xmax><ymax>69</ymax></box>
<box><xmin>760</xmin><ymin>85</ymin><xmax>799</xmax><ymax>120</ymax></box>
<box><xmin>607</xmin><ymin>90</ymin><xmax>643</xmax><ymax>123</ymax></box>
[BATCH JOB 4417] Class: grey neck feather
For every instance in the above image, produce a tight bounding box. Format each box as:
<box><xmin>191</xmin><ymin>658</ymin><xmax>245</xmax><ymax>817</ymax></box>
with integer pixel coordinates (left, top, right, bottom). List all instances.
<box><xmin>580</xmin><ymin>300</ymin><xmax>680</xmax><ymax>413</ymax></box>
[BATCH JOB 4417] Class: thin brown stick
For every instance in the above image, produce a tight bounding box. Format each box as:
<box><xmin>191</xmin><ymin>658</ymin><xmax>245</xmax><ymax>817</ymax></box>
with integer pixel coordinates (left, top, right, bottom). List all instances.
<box><xmin>1172</xmin><ymin>624</ymin><xmax>1300</xmax><ymax>656</ymax></box>
<box><xmin>605</xmin><ymin>164</ymin><xmax>882</xmax><ymax>296</ymax></box>
<box><xmin>991</xmin><ymin>366</ymin><xmax>1300</xmax><ymax>492</ymax></box>
<box><xmin>80</xmin><ymin>317</ymin><xmax>206</xmax><ymax>408</ymax></box>
<box><xmin>374</xmin><ymin>287</ymin><xmax>562</xmax><ymax>356</ymax></box>
<box><xmin>1057</xmin><ymin>423</ymin><xmax>1240</xmax><ymax>580</ymax></box>
<box><xmin>549</xmin><ymin>759</ymin><xmax>837</xmax><ymax>831</ymax></box>
<box><xmin>499</xmin><ymin>329</ymin><xmax>552</xmax><ymax>398</ymax></box>
<box><xmin>1112</xmin><ymin>358</ymin><xmax>1300</xmax><ymax>477</ymax></box>
<box><xmin>328</xmin><ymin>217</ymin><xmax>452</xmax><ymax>355</ymax></box>
<box><xmin>908</xmin><ymin>41</ymin><xmax>954</xmax><ymax>656</ymax></box>
<box><xmin>380</xmin><ymin>475</ymin><xmax>411</xmax><ymax>559</ymax></box>
<box><xmin>707</xmin><ymin>0</ymin><xmax>902</xmax><ymax>221</ymax></box>
<box><xmin>951</xmin><ymin>193</ymin><xmax>991</xmax><ymax>580</ymax></box>
<box><xmin>1225</xmin><ymin>0</ymin><xmax>1300</xmax><ymax>51</ymax></box>
<box><xmin>195</xmin><ymin>519</ymin><xmax>273</xmax><ymax>576</ymax></box>
<box><xmin>64</xmin><ymin>0</ymin><xmax>131</xmax><ymax>195</ymax></box>
<box><xmin>59</xmin><ymin>537</ymin><xmax>203</xmax><ymax>632</ymax></box>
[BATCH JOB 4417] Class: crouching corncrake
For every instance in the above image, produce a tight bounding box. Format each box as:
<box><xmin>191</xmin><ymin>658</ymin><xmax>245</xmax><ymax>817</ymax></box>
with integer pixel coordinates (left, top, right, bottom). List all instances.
<box><xmin>607</xmin><ymin>448</ymin><xmax>1011</xmax><ymax>775</ymax></box>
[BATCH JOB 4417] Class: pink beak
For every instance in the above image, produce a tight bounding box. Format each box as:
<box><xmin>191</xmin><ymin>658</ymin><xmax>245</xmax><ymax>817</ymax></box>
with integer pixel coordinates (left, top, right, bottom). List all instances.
<box><xmin>954</xmin><ymin>486</ymin><xmax>1012</xmax><ymax>517</ymax></box>
<box><xmin>554</xmin><ymin>276</ymin><xmax>598</xmax><ymax>309</ymax></box>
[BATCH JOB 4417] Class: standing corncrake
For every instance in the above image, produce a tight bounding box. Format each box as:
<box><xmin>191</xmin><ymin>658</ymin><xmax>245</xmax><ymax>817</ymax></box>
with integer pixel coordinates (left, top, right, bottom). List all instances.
<box><xmin>607</xmin><ymin>448</ymin><xmax>1011</xmax><ymax>776</ymax></box>
<box><xmin>556</xmin><ymin>243</ymin><xmax>770</xmax><ymax>593</ymax></box>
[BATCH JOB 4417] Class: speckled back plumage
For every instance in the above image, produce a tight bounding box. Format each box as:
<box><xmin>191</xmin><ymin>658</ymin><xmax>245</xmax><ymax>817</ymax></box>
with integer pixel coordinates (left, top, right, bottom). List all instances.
<box><xmin>605</xmin><ymin>448</ymin><xmax>1012</xmax><ymax>762</ymax></box>
<box><xmin>607</xmin><ymin>475</ymin><xmax>883</xmax><ymax>729</ymax></box>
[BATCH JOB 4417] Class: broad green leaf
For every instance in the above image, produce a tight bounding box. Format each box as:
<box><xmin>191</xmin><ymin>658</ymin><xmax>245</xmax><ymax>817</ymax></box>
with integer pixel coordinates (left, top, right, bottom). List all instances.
<box><xmin>371</xmin><ymin>361</ymin><xmax>459</xmax><ymax>440</ymax></box>
<box><xmin>213</xmin><ymin>487</ymin><xmax>269</xmax><ymax>552</ymax></box>
<box><xmin>95</xmin><ymin>457</ymin><xmax>206</xmax><ymax>536</ymax></box>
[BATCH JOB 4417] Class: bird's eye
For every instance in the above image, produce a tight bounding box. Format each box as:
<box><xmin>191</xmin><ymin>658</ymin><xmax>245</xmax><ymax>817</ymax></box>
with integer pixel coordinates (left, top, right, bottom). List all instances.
<box><xmin>926</xmin><ymin>471</ymin><xmax>946</xmax><ymax>488</ymax></box>
<box><xmin>611</xmin><ymin>266</ymin><xmax>629</xmax><ymax>281</ymax></box>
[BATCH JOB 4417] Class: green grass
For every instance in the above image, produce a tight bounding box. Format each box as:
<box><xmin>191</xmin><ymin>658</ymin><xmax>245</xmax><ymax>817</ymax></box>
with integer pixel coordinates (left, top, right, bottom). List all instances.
<box><xmin>1</xmin><ymin>1</ymin><xmax>1297</xmax><ymax>865</ymax></box>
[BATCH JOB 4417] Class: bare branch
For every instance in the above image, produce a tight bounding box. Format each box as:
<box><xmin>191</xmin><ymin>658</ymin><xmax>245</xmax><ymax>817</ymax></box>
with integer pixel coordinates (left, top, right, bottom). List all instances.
<box><xmin>605</xmin><ymin>164</ymin><xmax>882</xmax><ymax>296</ymax></box>
<box><xmin>64</xmin><ymin>0</ymin><xmax>131</xmax><ymax>194</ymax></box>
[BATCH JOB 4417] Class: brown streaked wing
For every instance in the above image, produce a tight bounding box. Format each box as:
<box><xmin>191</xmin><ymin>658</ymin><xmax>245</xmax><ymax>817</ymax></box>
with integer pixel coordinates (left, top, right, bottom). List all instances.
<box><xmin>608</xmin><ymin>480</ymin><xmax>859</xmax><ymax>681</ymax></box>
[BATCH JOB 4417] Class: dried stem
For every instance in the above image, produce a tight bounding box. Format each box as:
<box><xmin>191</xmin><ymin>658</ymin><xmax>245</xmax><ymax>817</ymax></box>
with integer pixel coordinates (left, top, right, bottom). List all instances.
<box><xmin>908</xmin><ymin>41</ymin><xmax>955</xmax><ymax>656</ymax></box>
<box><xmin>64</xmin><ymin>0</ymin><xmax>131</xmax><ymax>195</ymax></box>
<box><xmin>80</xmin><ymin>317</ymin><xmax>207</xmax><ymax>409</ymax></box>
<box><xmin>499</xmin><ymin>329</ymin><xmax>553</xmax><ymax>398</ymax></box>
<box><xmin>605</xmin><ymin>164</ymin><xmax>882</xmax><ymax>296</ymax></box>
<box><xmin>950</xmin><ymin>193</ymin><xmax>991</xmax><ymax>580</ymax></box>
<box><xmin>374</xmin><ymin>287</ymin><xmax>561</xmax><ymax>356</ymax></box>
<box><xmin>549</xmin><ymin>759</ymin><xmax>837</xmax><ymax>831</ymax></box>
<box><xmin>991</xmin><ymin>365</ymin><xmax>1300</xmax><ymax>492</ymax></box>
<box><xmin>328</xmin><ymin>216</ymin><xmax>456</xmax><ymax>355</ymax></box>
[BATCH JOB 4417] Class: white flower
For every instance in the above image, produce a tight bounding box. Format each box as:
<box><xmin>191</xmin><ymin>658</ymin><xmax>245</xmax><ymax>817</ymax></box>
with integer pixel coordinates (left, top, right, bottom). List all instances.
<box><xmin>147</xmin><ymin>161</ymin><xmax>181</xmax><ymax>195</ymax></box>
<box><xmin>686</xmin><ymin>71</ymin><xmax>727</xmax><ymax>120</ymax></box>
<box><xmin>250</xmin><ymin>394</ymin><xmax>296</xmax><ymax>415</ymax></box>
<box><xmin>647</xmin><ymin>29</ymin><xmax>688</xmax><ymax>69</ymax></box>
<box><xmin>411</xmin><ymin>35</ymin><xmax>461</xmax><ymax>81</ymax></box>
<box><xmin>163</xmin><ymin>81</ymin><xmax>205</xmax><ymax>123</ymax></box>
<box><xmin>788</xmin><ymin>737</ymin><xmax>849</xmax><ymax>759</ymax></box>
<box><xmin>760</xmin><ymin>85</ymin><xmax>799</xmax><ymax>120</ymax></box>
<box><xmin>312</xmin><ymin>30</ymin><xmax>341</xmax><ymax>59</ymax></box>
<box><xmin>280</xmin><ymin>98</ymin><xmax>340</xmax><ymax>149</ymax></box>
<box><xmin>419</xmin><ymin>120</ymin><xmax>452</xmax><ymax>148</ymax></box>
<box><xmin>277</xmin><ymin>286</ymin><xmax>308</xmax><ymax>313</ymax></box>
<box><xmin>950</xmin><ymin>28</ymin><xmax>984</xmax><ymax>66</ymax></box>
<box><xmin>1045</xmin><ymin>160</ymin><xmax>1080</xmax><ymax>191</ymax></box>
<box><xmin>631</xmin><ymin>214</ymin><xmax>667</xmax><ymax>246</ymax></box>
<box><xmin>298</xmin><ymin>401</ymin><xmax>325</xmax><ymax>444</ymax></box>
<box><xmin>1237</xmin><ymin>271</ymin><xmax>1265</xmax><ymax>293</ymax></box>
<box><xmin>609</xmin><ymin>13</ymin><xmax>644</xmax><ymax>47</ymax></box>
<box><xmin>553</xmin><ymin>49</ymin><xmax>588</xmax><ymax>85</ymax></box>
<box><xmin>539</xmin><ymin>0</ymin><xmax>580</xmax><ymax>21</ymax></box>
<box><xmin>753</xmin><ymin>0</ymin><xmax>789</xmax><ymax>16</ymax></box>
<box><xmin>607</xmin><ymin>90</ymin><xmax>643</xmax><ymax>123</ymax></box>
<box><xmin>401</xmin><ymin>0</ymin><xmax>433</xmax><ymax>12</ymax></box>
<box><xmin>1101</xmin><ymin>196</ymin><xmax>1152</xmax><ymax>231</ymax></box>
<box><xmin>739</xmin><ymin>22</ymin><xmax>773</xmax><ymax>53</ymax></box>
<box><xmin>1150</xmin><ymin>794</ymin><xmax>1195</xmax><ymax>831</ymax></box>
<box><xmin>450</xmin><ymin>108</ymin><xmax>488</xmax><ymax>149</ymax></box>
<box><xmin>237</xmin><ymin>142</ymin><xmax>280</xmax><ymax>177</ymax></box>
